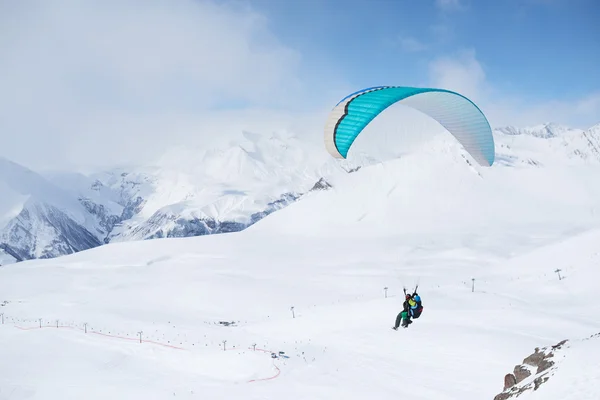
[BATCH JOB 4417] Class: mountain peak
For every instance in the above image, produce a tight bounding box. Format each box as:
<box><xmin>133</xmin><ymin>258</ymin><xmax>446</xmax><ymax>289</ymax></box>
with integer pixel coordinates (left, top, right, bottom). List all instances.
<box><xmin>494</xmin><ymin>122</ymin><xmax>576</xmax><ymax>138</ymax></box>
<box><xmin>587</xmin><ymin>123</ymin><xmax>600</xmax><ymax>134</ymax></box>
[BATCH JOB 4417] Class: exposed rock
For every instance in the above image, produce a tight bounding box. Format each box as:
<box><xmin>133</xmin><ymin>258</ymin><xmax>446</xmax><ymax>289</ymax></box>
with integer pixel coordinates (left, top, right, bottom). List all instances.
<box><xmin>513</xmin><ymin>365</ymin><xmax>531</xmax><ymax>384</ymax></box>
<box><xmin>503</xmin><ymin>373</ymin><xmax>516</xmax><ymax>390</ymax></box>
<box><xmin>309</xmin><ymin>178</ymin><xmax>332</xmax><ymax>191</ymax></box>
<box><xmin>344</xmin><ymin>166</ymin><xmax>361</xmax><ymax>173</ymax></box>
<box><xmin>551</xmin><ymin>339</ymin><xmax>568</xmax><ymax>349</ymax></box>
<box><xmin>249</xmin><ymin>192</ymin><xmax>300</xmax><ymax>225</ymax></box>
<box><xmin>584</xmin><ymin>332</ymin><xmax>600</xmax><ymax>340</ymax></box>
<box><xmin>493</xmin><ymin>339</ymin><xmax>569</xmax><ymax>399</ymax></box>
<box><xmin>79</xmin><ymin>198</ymin><xmax>122</xmax><ymax>237</ymax></box>
<box><xmin>0</xmin><ymin>243</ymin><xmax>22</xmax><ymax>263</ymax></box>
<box><xmin>493</xmin><ymin>392</ymin><xmax>511</xmax><ymax>400</ymax></box>
<box><xmin>523</xmin><ymin>349</ymin><xmax>554</xmax><ymax>374</ymax></box>
<box><xmin>533</xmin><ymin>376</ymin><xmax>549</xmax><ymax>391</ymax></box>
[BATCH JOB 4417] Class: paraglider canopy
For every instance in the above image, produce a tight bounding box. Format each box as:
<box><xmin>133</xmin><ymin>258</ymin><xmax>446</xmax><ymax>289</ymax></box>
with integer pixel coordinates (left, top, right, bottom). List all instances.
<box><xmin>323</xmin><ymin>86</ymin><xmax>495</xmax><ymax>167</ymax></box>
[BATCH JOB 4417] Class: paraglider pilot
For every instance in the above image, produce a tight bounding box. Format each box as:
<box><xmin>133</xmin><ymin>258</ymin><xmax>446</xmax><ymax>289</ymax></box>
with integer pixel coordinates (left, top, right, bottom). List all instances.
<box><xmin>393</xmin><ymin>288</ymin><xmax>423</xmax><ymax>330</ymax></box>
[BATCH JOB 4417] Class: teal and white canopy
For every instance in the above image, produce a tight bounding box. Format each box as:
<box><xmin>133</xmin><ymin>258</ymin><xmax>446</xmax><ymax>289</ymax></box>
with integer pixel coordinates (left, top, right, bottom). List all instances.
<box><xmin>324</xmin><ymin>86</ymin><xmax>495</xmax><ymax>167</ymax></box>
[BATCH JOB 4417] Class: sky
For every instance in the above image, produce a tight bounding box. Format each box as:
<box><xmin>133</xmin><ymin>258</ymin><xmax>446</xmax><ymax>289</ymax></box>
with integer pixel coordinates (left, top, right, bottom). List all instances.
<box><xmin>0</xmin><ymin>0</ymin><xmax>598</xmax><ymax>171</ymax></box>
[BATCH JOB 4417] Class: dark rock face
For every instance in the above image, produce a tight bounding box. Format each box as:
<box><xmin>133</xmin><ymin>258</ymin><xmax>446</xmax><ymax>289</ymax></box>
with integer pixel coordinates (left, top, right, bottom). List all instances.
<box><xmin>345</xmin><ymin>166</ymin><xmax>361</xmax><ymax>173</ymax></box>
<box><xmin>120</xmin><ymin>196</ymin><xmax>145</xmax><ymax>221</ymax></box>
<box><xmin>494</xmin><ymin>392</ymin><xmax>511</xmax><ymax>400</ymax></box>
<box><xmin>513</xmin><ymin>365</ymin><xmax>531</xmax><ymax>384</ymax></box>
<box><xmin>80</xmin><ymin>195</ymin><xmax>146</xmax><ymax>243</ymax></box>
<box><xmin>551</xmin><ymin>339</ymin><xmax>568</xmax><ymax>349</ymax></box>
<box><xmin>523</xmin><ymin>348</ymin><xmax>555</xmax><ymax>374</ymax></box>
<box><xmin>248</xmin><ymin>192</ymin><xmax>301</xmax><ymax>225</ymax></box>
<box><xmin>533</xmin><ymin>376</ymin><xmax>549</xmax><ymax>391</ymax></box>
<box><xmin>309</xmin><ymin>178</ymin><xmax>332</xmax><ymax>191</ymax></box>
<box><xmin>79</xmin><ymin>198</ymin><xmax>122</xmax><ymax>237</ymax></box>
<box><xmin>0</xmin><ymin>243</ymin><xmax>22</xmax><ymax>263</ymax></box>
<box><xmin>503</xmin><ymin>373</ymin><xmax>517</xmax><ymax>390</ymax></box>
<box><xmin>146</xmin><ymin>217</ymin><xmax>248</xmax><ymax>239</ymax></box>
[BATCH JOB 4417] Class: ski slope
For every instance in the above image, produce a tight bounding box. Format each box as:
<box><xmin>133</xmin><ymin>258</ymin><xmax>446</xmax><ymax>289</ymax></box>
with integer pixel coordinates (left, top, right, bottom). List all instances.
<box><xmin>1</xmin><ymin>133</ymin><xmax>600</xmax><ymax>400</ymax></box>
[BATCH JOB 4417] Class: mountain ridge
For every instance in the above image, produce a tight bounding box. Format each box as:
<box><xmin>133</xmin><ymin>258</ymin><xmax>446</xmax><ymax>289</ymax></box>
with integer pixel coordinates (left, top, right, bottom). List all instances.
<box><xmin>1</xmin><ymin>122</ymin><xmax>598</xmax><ymax>265</ymax></box>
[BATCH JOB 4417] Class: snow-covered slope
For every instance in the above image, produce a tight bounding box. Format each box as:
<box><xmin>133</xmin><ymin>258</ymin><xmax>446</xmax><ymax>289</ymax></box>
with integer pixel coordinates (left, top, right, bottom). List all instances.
<box><xmin>251</xmin><ymin>124</ymin><xmax>600</xmax><ymax>240</ymax></box>
<box><xmin>1</xmin><ymin>119</ymin><xmax>600</xmax><ymax>397</ymax></box>
<box><xmin>0</xmin><ymin>185</ymin><xmax>599</xmax><ymax>399</ymax></box>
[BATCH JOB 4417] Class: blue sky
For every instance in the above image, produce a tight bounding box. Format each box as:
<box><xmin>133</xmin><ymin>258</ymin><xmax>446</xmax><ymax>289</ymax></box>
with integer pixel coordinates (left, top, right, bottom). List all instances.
<box><xmin>249</xmin><ymin>0</ymin><xmax>599</xmax><ymax>103</ymax></box>
<box><xmin>0</xmin><ymin>0</ymin><xmax>598</xmax><ymax>170</ymax></box>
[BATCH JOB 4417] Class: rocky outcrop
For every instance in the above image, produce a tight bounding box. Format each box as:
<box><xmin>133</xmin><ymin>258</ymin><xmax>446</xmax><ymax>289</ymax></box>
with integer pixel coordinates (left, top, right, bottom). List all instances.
<box><xmin>79</xmin><ymin>195</ymin><xmax>146</xmax><ymax>243</ymax></box>
<box><xmin>513</xmin><ymin>365</ymin><xmax>531</xmax><ymax>384</ymax></box>
<box><xmin>112</xmin><ymin>191</ymin><xmax>302</xmax><ymax>241</ymax></box>
<box><xmin>79</xmin><ymin>198</ymin><xmax>122</xmax><ymax>238</ymax></box>
<box><xmin>503</xmin><ymin>373</ymin><xmax>516</xmax><ymax>391</ymax></box>
<box><xmin>0</xmin><ymin>244</ymin><xmax>22</xmax><ymax>263</ymax></box>
<box><xmin>145</xmin><ymin>217</ymin><xmax>247</xmax><ymax>239</ymax></box>
<box><xmin>309</xmin><ymin>178</ymin><xmax>332</xmax><ymax>192</ymax></box>
<box><xmin>493</xmin><ymin>339</ymin><xmax>568</xmax><ymax>400</ymax></box>
<box><xmin>248</xmin><ymin>192</ymin><xmax>300</xmax><ymax>225</ymax></box>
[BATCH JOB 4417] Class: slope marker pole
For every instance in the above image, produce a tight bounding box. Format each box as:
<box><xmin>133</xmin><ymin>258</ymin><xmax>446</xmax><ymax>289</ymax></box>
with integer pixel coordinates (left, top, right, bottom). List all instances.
<box><xmin>555</xmin><ymin>269</ymin><xmax>562</xmax><ymax>280</ymax></box>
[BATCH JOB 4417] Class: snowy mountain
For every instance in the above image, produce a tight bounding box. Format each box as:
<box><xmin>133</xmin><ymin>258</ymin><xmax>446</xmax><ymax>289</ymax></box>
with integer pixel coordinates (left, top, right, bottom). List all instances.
<box><xmin>250</xmin><ymin>122</ymin><xmax>600</xmax><ymax>240</ymax></box>
<box><xmin>1</xmin><ymin>131</ymin><xmax>374</xmax><ymax>265</ymax></box>
<box><xmin>495</xmin><ymin>122</ymin><xmax>576</xmax><ymax>138</ymax></box>
<box><xmin>56</xmin><ymin>131</ymin><xmax>374</xmax><ymax>243</ymax></box>
<box><xmin>0</xmin><ymin>158</ymin><xmax>102</xmax><ymax>263</ymax></box>
<box><xmin>1</xmin><ymin>138</ymin><xmax>599</xmax><ymax>399</ymax></box>
<box><xmin>2</xmin><ymin>122</ymin><xmax>599</xmax><ymax>266</ymax></box>
<box><xmin>494</xmin><ymin>122</ymin><xmax>600</xmax><ymax>166</ymax></box>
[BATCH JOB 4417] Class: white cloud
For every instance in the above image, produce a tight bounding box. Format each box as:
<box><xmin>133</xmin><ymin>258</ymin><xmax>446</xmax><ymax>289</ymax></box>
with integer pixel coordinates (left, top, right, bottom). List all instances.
<box><xmin>428</xmin><ymin>49</ymin><xmax>487</xmax><ymax>102</ymax></box>
<box><xmin>1</xmin><ymin>0</ymin><xmax>302</xmax><ymax>106</ymax></box>
<box><xmin>427</xmin><ymin>50</ymin><xmax>600</xmax><ymax>129</ymax></box>
<box><xmin>0</xmin><ymin>0</ymin><xmax>322</xmax><ymax>171</ymax></box>
<box><xmin>49</xmin><ymin>108</ymin><xmax>327</xmax><ymax>172</ymax></box>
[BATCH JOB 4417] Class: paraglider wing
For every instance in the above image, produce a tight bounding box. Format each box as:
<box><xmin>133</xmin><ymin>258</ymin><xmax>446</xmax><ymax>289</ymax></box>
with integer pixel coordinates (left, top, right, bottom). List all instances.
<box><xmin>323</xmin><ymin>86</ymin><xmax>495</xmax><ymax>167</ymax></box>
